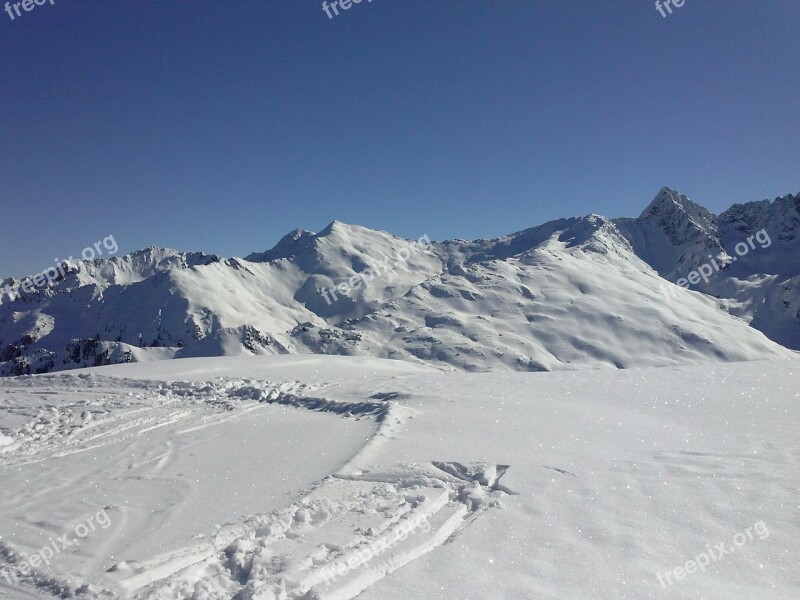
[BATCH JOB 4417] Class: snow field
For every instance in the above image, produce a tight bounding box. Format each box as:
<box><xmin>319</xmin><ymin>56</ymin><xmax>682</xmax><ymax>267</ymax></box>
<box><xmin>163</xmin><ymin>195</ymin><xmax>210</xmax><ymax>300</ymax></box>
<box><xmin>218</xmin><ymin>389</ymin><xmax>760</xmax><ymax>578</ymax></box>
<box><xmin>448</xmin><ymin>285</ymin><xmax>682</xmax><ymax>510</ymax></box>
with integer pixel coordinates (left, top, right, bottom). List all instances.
<box><xmin>0</xmin><ymin>355</ymin><xmax>798</xmax><ymax>599</ymax></box>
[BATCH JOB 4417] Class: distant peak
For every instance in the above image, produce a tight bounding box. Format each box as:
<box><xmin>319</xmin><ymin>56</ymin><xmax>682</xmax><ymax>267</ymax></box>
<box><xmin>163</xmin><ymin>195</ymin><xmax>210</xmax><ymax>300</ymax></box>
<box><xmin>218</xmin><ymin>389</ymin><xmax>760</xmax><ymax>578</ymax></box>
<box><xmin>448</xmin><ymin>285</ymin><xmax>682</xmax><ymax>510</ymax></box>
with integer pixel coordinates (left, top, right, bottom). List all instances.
<box><xmin>131</xmin><ymin>246</ymin><xmax>181</xmax><ymax>257</ymax></box>
<box><xmin>285</xmin><ymin>228</ymin><xmax>314</xmax><ymax>240</ymax></box>
<box><xmin>646</xmin><ymin>187</ymin><xmax>688</xmax><ymax>212</ymax></box>
<box><xmin>245</xmin><ymin>228</ymin><xmax>316</xmax><ymax>263</ymax></box>
<box><xmin>275</xmin><ymin>228</ymin><xmax>316</xmax><ymax>247</ymax></box>
<box><xmin>317</xmin><ymin>220</ymin><xmax>387</xmax><ymax>239</ymax></box>
<box><xmin>583</xmin><ymin>213</ymin><xmax>612</xmax><ymax>225</ymax></box>
<box><xmin>629</xmin><ymin>188</ymin><xmax>721</xmax><ymax>252</ymax></box>
<box><xmin>319</xmin><ymin>219</ymin><xmax>352</xmax><ymax>235</ymax></box>
<box><xmin>640</xmin><ymin>188</ymin><xmax>714</xmax><ymax>223</ymax></box>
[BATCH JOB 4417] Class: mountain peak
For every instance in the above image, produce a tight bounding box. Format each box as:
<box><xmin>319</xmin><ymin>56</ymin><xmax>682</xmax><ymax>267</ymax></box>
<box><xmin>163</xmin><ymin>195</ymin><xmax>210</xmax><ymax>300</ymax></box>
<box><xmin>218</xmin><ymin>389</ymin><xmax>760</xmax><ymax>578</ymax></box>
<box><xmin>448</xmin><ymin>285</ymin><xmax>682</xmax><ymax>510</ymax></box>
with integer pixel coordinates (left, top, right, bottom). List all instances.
<box><xmin>245</xmin><ymin>229</ymin><xmax>316</xmax><ymax>263</ymax></box>
<box><xmin>641</xmin><ymin>187</ymin><xmax>699</xmax><ymax>217</ymax></box>
<box><xmin>638</xmin><ymin>187</ymin><xmax>717</xmax><ymax>235</ymax></box>
<box><xmin>318</xmin><ymin>219</ymin><xmax>362</xmax><ymax>236</ymax></box>
<box><xmin>126</xmin><ymin>246</ymin><xmax>182</xmax><ymax>260</ymax></box>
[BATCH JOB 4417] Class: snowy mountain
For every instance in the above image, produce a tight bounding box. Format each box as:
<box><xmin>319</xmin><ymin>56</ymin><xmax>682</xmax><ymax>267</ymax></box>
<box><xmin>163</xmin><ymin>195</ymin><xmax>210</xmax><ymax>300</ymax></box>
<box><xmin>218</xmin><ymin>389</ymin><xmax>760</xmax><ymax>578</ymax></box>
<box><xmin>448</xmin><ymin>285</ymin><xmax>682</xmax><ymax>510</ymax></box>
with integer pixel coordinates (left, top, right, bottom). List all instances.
<box><xmin>615</xmin><ymin>187</ymin><xmax>726</xmax><ymax>279</ymax></box>
<box><xmin>616</xmin><ymin>187</ymin><xmax>800</xmax><ymax>349</ymax></box>
<box><xmin>1</xmin><ymin>189</ymin><xmax>797</xmax><ymax>376</ymax></box>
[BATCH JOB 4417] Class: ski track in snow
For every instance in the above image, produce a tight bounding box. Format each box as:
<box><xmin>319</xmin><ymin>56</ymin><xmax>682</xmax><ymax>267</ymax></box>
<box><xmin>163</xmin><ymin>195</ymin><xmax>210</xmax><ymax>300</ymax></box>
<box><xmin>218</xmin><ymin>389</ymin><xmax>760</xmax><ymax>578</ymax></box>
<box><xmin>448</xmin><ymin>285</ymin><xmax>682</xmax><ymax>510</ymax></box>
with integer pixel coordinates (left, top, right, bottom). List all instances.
<box><xmin>0</xmin><ymin>375</ymin><xmax>311</xmax><ymax>466</ymax></box>
<box><xmin>0</xmin><ymin>374</ymin><xmax>512</xmax><ymax>599</ymax></box>
<box><xmin>124</xmin><ymin>462</ymin><xmax>513</xmax><ymax>600</ymax></box>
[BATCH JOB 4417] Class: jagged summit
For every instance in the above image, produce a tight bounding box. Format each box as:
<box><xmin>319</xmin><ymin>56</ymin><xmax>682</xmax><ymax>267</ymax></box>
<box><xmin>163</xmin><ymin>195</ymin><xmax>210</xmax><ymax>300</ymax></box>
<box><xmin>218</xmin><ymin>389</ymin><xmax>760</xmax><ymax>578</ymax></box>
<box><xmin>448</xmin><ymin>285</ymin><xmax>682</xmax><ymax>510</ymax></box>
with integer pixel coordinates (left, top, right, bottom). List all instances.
<box><xmin>614</xmin><ymin>188</ymin><xmax>724</xmax><ymax>278</ymax></box>
<box><xmin>721</xmin><ymin>192</ymin><xmax>800</xmax><ymax>237</ymax></box>
<box><xmin>638</xmin><ymin>187</ymin><xmax>718</xmax><ymax>237</ymax></box>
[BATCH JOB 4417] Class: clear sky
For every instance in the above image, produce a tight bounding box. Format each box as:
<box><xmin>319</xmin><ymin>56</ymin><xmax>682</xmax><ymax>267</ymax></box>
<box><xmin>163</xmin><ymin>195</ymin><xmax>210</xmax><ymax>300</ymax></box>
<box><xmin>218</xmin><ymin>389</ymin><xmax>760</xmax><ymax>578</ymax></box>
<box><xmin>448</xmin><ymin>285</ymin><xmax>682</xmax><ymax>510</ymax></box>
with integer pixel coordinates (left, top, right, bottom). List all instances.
<box><xmin>1</xmin><ymin>0</ymin><xmax>798</xmax><ymax>278</ymax></box>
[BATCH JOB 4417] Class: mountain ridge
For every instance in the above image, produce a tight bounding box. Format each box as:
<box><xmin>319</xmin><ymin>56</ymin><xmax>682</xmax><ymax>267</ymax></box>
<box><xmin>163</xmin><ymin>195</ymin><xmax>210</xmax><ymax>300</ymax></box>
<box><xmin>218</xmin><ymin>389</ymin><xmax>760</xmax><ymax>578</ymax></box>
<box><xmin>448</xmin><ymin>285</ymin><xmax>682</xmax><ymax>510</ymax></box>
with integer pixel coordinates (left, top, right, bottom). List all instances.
<box><xmin>1</xmin><ymin>188</ymin><xmax>797</xmax><ymax>376</ymax></box>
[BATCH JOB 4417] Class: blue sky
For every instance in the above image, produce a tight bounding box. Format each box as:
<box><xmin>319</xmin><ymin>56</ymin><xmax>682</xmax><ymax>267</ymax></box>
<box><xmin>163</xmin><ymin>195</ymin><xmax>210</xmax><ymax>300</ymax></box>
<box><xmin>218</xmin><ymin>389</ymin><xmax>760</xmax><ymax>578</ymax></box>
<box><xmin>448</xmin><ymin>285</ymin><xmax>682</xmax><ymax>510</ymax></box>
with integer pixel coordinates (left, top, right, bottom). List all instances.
<box><xmin>1</xmin><ymin>0</ymin><xmax>798</xmax><ymax>278</ymax></box>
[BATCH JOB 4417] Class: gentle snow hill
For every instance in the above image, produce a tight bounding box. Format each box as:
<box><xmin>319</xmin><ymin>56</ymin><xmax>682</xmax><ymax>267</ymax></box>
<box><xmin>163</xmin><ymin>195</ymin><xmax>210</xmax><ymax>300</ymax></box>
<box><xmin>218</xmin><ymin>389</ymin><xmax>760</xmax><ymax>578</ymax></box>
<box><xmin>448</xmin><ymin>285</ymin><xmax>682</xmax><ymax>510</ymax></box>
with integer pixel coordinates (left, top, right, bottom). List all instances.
<box><xmin>0</xmin><ymin>188</ymin><xmax>798</xmax><ymax>376</ymax></box>
<box><xmin>0</xmin><ymin>355</ymin><xmax>797</xmax><ymax>599</ymax></box>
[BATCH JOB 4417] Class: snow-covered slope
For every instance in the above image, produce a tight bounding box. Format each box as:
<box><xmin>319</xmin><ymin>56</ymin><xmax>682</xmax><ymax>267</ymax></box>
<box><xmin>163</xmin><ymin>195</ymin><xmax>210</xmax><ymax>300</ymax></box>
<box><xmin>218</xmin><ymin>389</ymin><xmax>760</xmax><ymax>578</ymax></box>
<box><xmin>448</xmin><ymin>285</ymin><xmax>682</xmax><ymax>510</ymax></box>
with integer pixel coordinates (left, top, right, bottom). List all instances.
<box><xmin>616</xmin><ymin>188</ymin><xmax>800</xmax><ymax>349</ymax></box>
<box><xmin>1</xmin><ymin>189</ymin><xmax>797</xmax><ymax>376</ymax></box>
<box><xmin>325</xmin><ymin>215</ymin><xmax>792</xmax><ymax>371</ymax></box>
<box><xmin>0</xmin><ymin>225</ymin><xmax>441</xmax><ymax>376</ymax></box>
<box><xmin>0</xmin><ymin>355</ymin><xmax>797</xmax><ymax>599</ymax></box>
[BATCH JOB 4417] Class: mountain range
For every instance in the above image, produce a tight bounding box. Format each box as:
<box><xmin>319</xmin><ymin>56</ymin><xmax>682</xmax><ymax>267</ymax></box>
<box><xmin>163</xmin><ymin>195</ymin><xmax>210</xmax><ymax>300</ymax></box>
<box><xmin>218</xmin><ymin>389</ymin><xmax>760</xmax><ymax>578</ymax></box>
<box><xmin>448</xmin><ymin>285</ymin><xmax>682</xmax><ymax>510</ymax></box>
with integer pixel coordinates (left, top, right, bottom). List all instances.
<box><xmin>1</xmin><ymin>187</ymin><xmax>798</xmax><ymax>376</ymax></box>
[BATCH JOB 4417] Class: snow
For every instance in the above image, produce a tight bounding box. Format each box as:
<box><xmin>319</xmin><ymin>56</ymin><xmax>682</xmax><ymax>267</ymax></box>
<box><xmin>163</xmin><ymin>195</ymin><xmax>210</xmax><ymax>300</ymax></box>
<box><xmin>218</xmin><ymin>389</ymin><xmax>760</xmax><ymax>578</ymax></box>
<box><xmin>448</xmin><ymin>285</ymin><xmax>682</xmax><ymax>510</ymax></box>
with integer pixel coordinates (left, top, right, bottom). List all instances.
<box><xmin>1</xmin><ymin>355</ymin><xmax>798</xmax><ymax>598</ymax></box>
<box><xmin>616</xmin><ymin>188</ymin><xmax>800</xmax><ymax>349</ymax></box>
<box><xmin>2</xmin><ymin>188</ymin><xmax>799</xmax><ymax>377</ymax></box>
<box><xmin>0</xmin><ymin>187</ymin><xmax>798</xmax><ymax>597</ymax></box>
